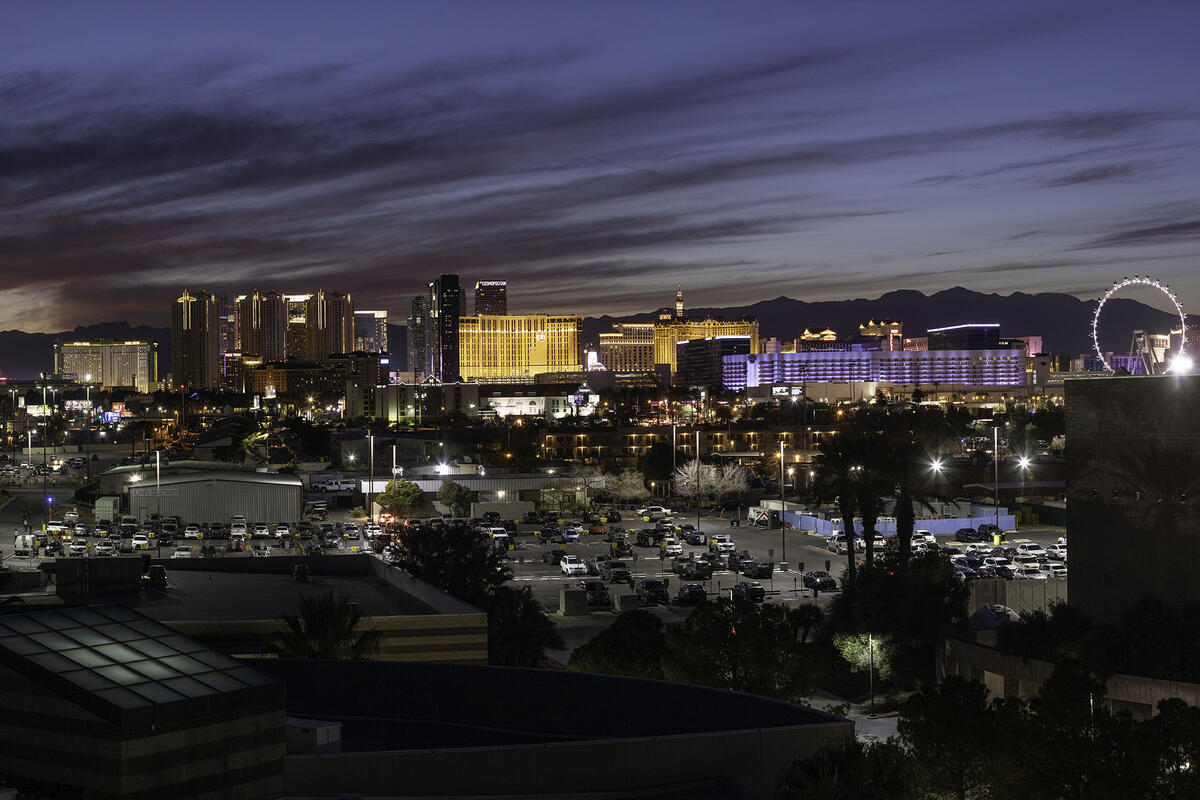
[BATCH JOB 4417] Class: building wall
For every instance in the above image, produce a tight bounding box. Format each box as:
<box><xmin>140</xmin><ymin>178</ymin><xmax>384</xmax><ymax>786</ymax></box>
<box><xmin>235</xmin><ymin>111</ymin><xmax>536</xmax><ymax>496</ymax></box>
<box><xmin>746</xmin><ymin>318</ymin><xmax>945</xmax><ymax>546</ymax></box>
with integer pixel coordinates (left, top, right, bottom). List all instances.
<box><xmin>127</xmin><ymin>476</ymin><xmax>303</xmax><ymax>524</ymax></box>
<box><xmin>354</xmin><ymin>310</ymin><xmax>388</xmax><ymax>353</ymax></box>
<box><xmin>1065</xmin><ymin>375</ymin><xmax>1200</xmax><ymax>625</ymax></box>
<box><xmin>55</xmin><ymin>340</ymin><xmax>158</xmax><ymax>392</ymax></box>
<box><xmin>598</xmin><ymin>322</ymin><xmax>656</xmax><ymax>371</ymax></box>
<box><xmin>237</xmin><ymin>291</ymin><xmax>287</xmax><ymax>363</ymax></box>
<box><xmin>458</xmin><ymin>314</ymin><xmax>583</xmax><ymax>382</ymax></box>
<box><xmin>653</xmin><ymin>318</ymin><xmax>760</xmax><ymax>374</ymax></box>
<box><xmin>724</xmin><ymin>348</ymin><xmax>1028</xmax><ymax>391</ymax></box>
<box><xmin>171</xmin><ymin>289</ymin><xmax>220</xmax><ymax>390</ymax></box>
<box><xmin>473</xmin><ymin>280</ymin><xmax>507</xmax><ymax>315</ymax></box>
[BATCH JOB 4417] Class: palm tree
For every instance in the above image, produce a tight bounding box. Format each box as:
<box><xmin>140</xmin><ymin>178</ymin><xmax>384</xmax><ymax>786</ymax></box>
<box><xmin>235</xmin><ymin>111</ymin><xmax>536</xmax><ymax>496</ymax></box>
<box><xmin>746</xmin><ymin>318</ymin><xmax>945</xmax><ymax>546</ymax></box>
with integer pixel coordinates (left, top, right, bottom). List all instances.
<box><xmin>886</xmin><ymin>440</ymin><xmax>949</xmax><ymax>583</ymax></box>
<box><xmin>810</xmin><ymin>432</ymin><xmax>868</xmax><ymax>592</ymax></box>
<box><xmin>262</xmin><ymin>592</ymin><xmax>384</xmax><ymax>659</ymax></box>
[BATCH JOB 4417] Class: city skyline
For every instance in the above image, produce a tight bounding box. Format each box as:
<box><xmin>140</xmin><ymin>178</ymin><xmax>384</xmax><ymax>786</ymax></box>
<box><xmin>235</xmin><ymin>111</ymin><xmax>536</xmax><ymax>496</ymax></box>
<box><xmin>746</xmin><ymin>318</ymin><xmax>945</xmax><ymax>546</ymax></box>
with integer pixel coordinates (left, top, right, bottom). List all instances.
<box><xmin>2</xmin><ymin>1</ymin><xmax>1199</xmax><ymax>333</ymax></box>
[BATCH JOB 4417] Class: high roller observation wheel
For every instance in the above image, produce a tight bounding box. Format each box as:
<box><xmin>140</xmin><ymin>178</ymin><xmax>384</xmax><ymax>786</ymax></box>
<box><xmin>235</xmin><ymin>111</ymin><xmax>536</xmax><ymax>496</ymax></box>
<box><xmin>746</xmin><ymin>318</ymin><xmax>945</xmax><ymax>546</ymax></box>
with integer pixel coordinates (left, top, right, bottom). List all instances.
<box><xmin>1091</xmin><ymin>274</ymin><xmax>1187</xmax><ymax>373</ymax></box>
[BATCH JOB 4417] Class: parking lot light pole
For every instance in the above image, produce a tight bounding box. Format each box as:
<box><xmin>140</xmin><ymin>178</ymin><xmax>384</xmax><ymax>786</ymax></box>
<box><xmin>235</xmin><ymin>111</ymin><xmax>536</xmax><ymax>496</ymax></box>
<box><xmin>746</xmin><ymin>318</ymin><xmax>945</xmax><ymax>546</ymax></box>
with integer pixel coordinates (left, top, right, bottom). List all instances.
<box><xmin>779</xmin><ymin>439</ymin><xmax>786</xmax><ymax>566</ymax></box>
<box><xmin>368</xmin><ymin>434</ymin><xmax>375</xmax><ymax>523</ymax></box>
<box><xmin>993</xmin><ymin>426</ymin><xmax>1000</xmax><ymax>533</ymax></box>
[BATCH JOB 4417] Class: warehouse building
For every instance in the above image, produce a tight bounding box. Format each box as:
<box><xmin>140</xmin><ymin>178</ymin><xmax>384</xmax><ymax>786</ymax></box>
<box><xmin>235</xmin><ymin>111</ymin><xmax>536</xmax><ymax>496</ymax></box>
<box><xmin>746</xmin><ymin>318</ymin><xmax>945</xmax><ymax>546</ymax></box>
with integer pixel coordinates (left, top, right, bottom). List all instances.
<box><xmin>125</xmin><ymin>471</ymin><xmax>302</xmax><ymax>525</ymax></box>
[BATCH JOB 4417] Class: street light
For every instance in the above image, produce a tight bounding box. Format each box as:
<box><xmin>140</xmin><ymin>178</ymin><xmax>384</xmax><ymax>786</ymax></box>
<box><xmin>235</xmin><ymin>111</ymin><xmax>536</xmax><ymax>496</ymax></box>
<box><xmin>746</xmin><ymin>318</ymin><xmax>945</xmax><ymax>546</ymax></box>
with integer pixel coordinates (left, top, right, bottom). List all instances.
<box><xmin>367</xmin><ymin>434</ymin><xmax>375</xmax><ymax>523</ymax></box>
<box><xmin>779</xmin><ymin>439</ymin><xmax>787</xmax><ymax>567</ymax></box>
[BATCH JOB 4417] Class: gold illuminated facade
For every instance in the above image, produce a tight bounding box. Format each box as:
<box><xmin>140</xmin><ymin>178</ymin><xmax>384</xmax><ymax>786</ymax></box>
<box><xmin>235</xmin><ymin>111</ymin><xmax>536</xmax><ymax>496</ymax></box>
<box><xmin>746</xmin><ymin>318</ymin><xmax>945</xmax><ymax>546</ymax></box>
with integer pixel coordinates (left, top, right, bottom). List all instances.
<box><xmin>653</xmin><ymin>318</ymin><xmax>759</xmax><ymax>375</ymax></box>
<box><xmin>459</xmin><ymin>314</ymin><xmax>583</xmax><ymax>382</ymax></box>
<box><xmin>599</xmin><ymin>323</ymin><xmax>656</xmax><ymax>371</ymax></box>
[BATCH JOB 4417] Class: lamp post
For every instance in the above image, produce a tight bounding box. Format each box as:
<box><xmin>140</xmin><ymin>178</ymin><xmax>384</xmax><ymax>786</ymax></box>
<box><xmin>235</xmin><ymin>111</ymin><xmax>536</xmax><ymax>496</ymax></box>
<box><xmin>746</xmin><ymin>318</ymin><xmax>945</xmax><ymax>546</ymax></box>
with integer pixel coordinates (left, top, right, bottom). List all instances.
<box><xmin>695</xmin><ymin>427</ymin><xmax>701</xmax><ymax>534</ymax></box>
<box><xmin>993</xmin><ymin>426</ymin><xmax>1000</xmax><ymax>533</ymax></box>
<box><xmin>779</xmin><ymin>438</ymin><xmax>787</xmax><ymax>566</ymax></box>
<box><xmin>155</xmin><ymin>450</ymin><xmax>161</xmax><ymax>522</ymax></box>
<box><xmin>368</xmin><ymin>433</ymin><xmax>375</xmax><ymax>523</ymax></box>
<box><xmin>84</xmin><ymin>378</ymin><xmax>92</xmax><ymax>481</ymax></box>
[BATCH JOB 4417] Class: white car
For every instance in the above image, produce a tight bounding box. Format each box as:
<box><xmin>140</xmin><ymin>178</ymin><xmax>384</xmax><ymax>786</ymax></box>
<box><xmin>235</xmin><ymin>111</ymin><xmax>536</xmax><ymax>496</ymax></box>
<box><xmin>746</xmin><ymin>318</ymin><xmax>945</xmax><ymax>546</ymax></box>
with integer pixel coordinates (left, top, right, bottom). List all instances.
<box><xmin>1015</xmin><ymin>567</ymin><xmax>1049</xmax><ymax>580</ymax></box>
<box><xmin>171</xmin><ymin>546</ymin><xmax>192</xmax><ymax>559</ymax></box>
<box><xmin>827</xmin><ymin>534</ymin><xmax>865</xmax><ymax>555</ymax></box>
<box><xmin>565</xmin><ymin>523</ymin><xmax>585</xmax><ymax>535</ymax></box>
<box><xmin>1011</xmin><ymin>554</ymin><xmax>1040</xmax><ymax>569</ymax></box>
<box><xmin>184</xmin><ymin>525</ymin><xmax>201</xmax><ymax>539</ymax></box>
<box><xmin>94</xmin><ymin>539</ymin><xmax>116</xmax><ymax>556</ymax></box>
<box><xmin>983</xmin><ymin>557</ymin><xmax>1013</xmax><ymax>570</ymax></box>
<box><xmin>274</xmin><ymin>523</ymin><xmax>291</xmax><ymax>539</ymax></box>
<box><xmin>560</xmin><ymin>555</ymin><xmax>588</xmax><ymax>576</ymax></box>
<box><xmin>659</xmin><ymin>537</ymin><xmax>683</xmax><ymax>556</ymax></box>
<box><xmin>1045</xmin><ymin>544</ymin><xmax>1068</xmax><ymax>561</ymax></box>
<box><xmin>253</xmin><ymin>523</ymin><xmax>270</xmax><ymax>538</ymax></box>
<box><xmin>1015</xmin><ymin>542</ymin><xmax>1047</xmax><ymax>559</ymax></box>
<box><xmin>251</xmin><ymin>543</ymin><xmax>271</xmax><ymax>557</ymax></box>
<box><xmin>230</xmin><ymin>522</ymin><xmax>248</xmax><ymax>537</ymax></box>
<box><xmin>913</xmin><ymin>530</ymin><xmax>937</xmax><ymax>545</ymax></box>
<box><xmin>131</xmin><ymin>533</ymin><xmax>150</xmax><ymax>550</ymax></box>
<box><xmin>73</xmin><ymin>524</ymin><xmax>89</xmax><ymax>538</ymax></box>
<box><xmin>1058</xmin><ymin>535</ymin><xmax>1067</xmax><ymax>547</ymax></box>
<box><xmin>1039</xmin><ymin>562</ymin><xmax>1068</xmax><ymax>579</ymax></box>
<box><xmin>68</xmin><ymin>541</ymin><xmax>88</xmax><ymax>557</ymax></box>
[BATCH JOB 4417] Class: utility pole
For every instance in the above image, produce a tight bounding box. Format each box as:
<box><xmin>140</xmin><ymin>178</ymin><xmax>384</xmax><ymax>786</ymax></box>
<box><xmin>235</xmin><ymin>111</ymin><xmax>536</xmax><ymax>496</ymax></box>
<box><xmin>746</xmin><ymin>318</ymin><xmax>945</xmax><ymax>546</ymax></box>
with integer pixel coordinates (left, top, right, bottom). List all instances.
<box><xmin>993</xmin><ymin>426</ymin><xmax>1000</xmax><ymax>532</ymax></box>
<box><xmin>779</xmin><ymin>438</ymin><xmax>787</xmax><ymax>566</ymax></box>
<box><xmin>368</xmin><ymin>433</ymin><xmax>375</xmax><ymax>523</ymax></box>
<box><xmin>155</xmin><ymin>450</ymin><xmax>161</xmax><ymax>522</ymax></box>
<box><xmin>695</xmin><ymin>427</ymin><xmax>701</xmax><ymax>533</ymax></box>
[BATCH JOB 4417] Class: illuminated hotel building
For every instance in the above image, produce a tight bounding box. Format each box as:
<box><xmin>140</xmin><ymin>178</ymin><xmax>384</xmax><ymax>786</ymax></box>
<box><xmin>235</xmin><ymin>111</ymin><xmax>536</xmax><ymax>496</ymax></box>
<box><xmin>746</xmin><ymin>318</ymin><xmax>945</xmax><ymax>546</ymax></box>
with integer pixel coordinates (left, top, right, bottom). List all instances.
<box><xmin>654</xmin><ymin>317</ymin><xmax>759</xmax><ymax>376</ymax></box>
<box><xmin>598</xmin><ymin>323</ymin><xmax>655</xmax><ymax>371</ymax></box>
<box><xmin>53</xmin><ymin>340</ymin><xmax>159</xmax><ymax>392</ymax></box>
<box><xmin>354</xmin><ymin>310</ymin><xmax>389</xmax><ymax>353</ymax></box>
<box><xmin>474</xmin><ymin>280</ymin><xmax>507</xmax><ymax>315</ymax></box>
<box><xmin>170</xmin><ymin>289</ymin><xmax>220</xmax><ymax>389</ymax></box>
<box><xmin>722</xmin><ymin>347</ymin><xmax>1028</xmax><ymax>391</ymax></box>
<box><xmin>237</xmin><ymin>290</ymin><xmax>287</xmax><ymax>362</ymax></box>
<box><xmin>458</xmin><ymin>314</ymin><xmax>583</xmax><ymax>382</ymax></box>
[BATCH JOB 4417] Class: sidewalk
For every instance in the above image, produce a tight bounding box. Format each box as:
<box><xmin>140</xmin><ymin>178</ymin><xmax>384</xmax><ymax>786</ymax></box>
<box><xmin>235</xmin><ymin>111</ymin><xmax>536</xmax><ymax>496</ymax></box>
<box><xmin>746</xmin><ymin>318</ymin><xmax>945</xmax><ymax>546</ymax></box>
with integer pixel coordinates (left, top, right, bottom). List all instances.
<box><xmin>807</xmin><ymin>688</ymin><xmax>900</xmax><ymax>742</ymax></box>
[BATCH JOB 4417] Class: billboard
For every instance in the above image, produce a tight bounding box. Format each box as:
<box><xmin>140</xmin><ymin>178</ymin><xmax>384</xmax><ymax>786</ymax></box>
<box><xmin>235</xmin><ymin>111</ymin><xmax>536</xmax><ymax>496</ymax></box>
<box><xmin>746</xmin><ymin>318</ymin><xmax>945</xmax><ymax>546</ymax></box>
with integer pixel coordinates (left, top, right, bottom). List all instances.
<box><xmin>101</xmin><ymin>412</ymin><xmax>121</xmax><ymax>424</ymax></box>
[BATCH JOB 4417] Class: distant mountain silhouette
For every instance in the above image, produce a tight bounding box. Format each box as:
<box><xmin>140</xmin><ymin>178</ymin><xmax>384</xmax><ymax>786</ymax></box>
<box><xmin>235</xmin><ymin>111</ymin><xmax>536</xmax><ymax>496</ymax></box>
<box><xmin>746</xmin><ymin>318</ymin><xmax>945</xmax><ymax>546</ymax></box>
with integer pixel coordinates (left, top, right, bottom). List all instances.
<box><xmin>582</xmin><ymin>287</ymin><xmax>1183</xmax><ymax>357</ymax></box>
<box><xmin>0</xmin><ymin>321</ymin><xmax>171</xmax><ymax>381</ymax></box>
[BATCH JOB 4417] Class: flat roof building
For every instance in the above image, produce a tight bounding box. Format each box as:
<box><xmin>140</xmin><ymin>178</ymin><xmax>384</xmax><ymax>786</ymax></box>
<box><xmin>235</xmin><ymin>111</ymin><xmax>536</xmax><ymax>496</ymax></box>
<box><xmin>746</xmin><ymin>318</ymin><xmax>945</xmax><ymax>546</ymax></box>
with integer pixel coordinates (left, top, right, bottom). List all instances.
<box><xmin>458</xmin><ymin>314</ymin><xmax>583</xmax><ymax>382</ymax></box>
<box><xmin>53</xmin><ymin>339</ymin><xmax>158</xmax><ymax>393</ymax></box>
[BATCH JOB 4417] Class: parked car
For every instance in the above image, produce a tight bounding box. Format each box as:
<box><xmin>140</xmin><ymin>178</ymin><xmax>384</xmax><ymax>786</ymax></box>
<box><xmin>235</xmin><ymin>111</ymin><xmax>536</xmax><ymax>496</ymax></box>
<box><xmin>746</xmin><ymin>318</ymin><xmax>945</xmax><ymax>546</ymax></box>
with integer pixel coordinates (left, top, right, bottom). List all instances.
<box><xmin>1039</xmin><ymin>562</ymin><xmax>1068</xmax><ymax>579</ymax></box>
<box><xmin>955</xmin><ymin>527</ymin><xmax>986</xmax><ymax>543</ymax></box>
<box><xmin>725</xmin><ymin>550</ymin><xmax>755</xmax><ymax>572</ymax></box>
<box><xmin>184</xmin><ymin>524</ymin><xmax>201</xmax><ymax>539</ymax></box>
<box><xmin>683</xmin><ymin>560</ymin><xmax>714</xmax><ymax>580</ymax></box>
<box><xmin>732</xmin><ymin>581</ymin><xmax>766</xmax><ymax>603</ymax></box>
<box><xmin>131</xmin><ymin>533</ymin><xmax>150</xmax><ymax>550</ymax></box>
<box><xmin>605</xmin><ymin>511</ymin><xmax>622</xmax><ymax>523</ymax></box>
<box><xmin>741</xmin><ymin>561</ymin><xmax>774</xmax><ymax>579</ymax></box>
<box><xmin>1044</xmin><ymin>544</ymin><xmax>1068</xmax><ymax>560</ymax></box>
<box><xmin>68</xmin><ymin>541</ymin><xmax>88</xmax><ymax>557</ymax></box>
<box><xmin>94</xmin><ymin>539</ymin><xmax>116</xmax><ymax>556</ymax></box>
<box><xmin>636</xmin><ymin>578</ymin><xmax>670</xmax><ymax>605</ymax></box>
<box><xmin>827</xmin><ymin>533</ymin><xmax>865</xmax><ymax>554</ymax></box>
<box><xmin>676</xmin><ymin>583</ymin><xmax>707</xmax><ymax>605</ymax></box>
<box><xmin>522</xmin><ymin>511</ymin><xmax>541</xmax><ymax>524</ymax></box>
<box><xmin>977</xmin><ymin>523</ymin><xmax>1002</xmax><ymax>539</ymax></box>
<box><xmin>577</xmin><ymin>579</ymin><xmax>611</xmax><ymax>607</ymax></box>
<box><xmin>1011</xmin><ymin>554</ymin><xmax>1040</xmax><ymax>569</ymax></box>
<box><xmin>1014</xmin><ymin>567</ymin><xmax>1049</xmax><ymax>580</ymax></box>
<box><xmin>913</xmin><ymin>529</ymin><xmax>937</xmax><ymax>545</ymax></box>
<box><xmin>659</xmin><ymin>537</ymin><xmax>683</xmax><ymax>556</ymax></box>
<box><xmin>1014</xmin><ymin>541</ymin><xmax>1048</xmax><ymax>559</ymax></box>
<box><xmin>635</xmin><ymin>529</ymin><xmax>666</xmax><ymax>548</ymax></box>
<box><xmin>708</xmin><ymin>534</ymin><xmax>736</xmax><ymax>554</ymax></box>
<box><xmin>803</xmin><ymin>570</ymin><xmax>837</xmax><ymax>591</ymax></box>
<box><xmin>252</xmin><ymin>523</ymin><xmax>269</xmax><ymax>538</ymax></box>
<box><xmin>684</xmin><ymin>530</ymin><xmax>707</xmax><ymax>546</ymax></box>
<box><xmin>251</xmin><ymin>543</ymin><xmax>271</xmax><ymax>558</ymax></box>
<box><xmin>171</xmin><ymin>545</ymin><xmax>192</xmax><ymax>559</ymax></box>
<box><xmin>600</xmin><ymin>560</ymin><xmax>632</xmax><ymax>583</ymax></box>
<box><xmin>560</xmin><ymin>555</ymin><xmax>588</xmax><ymax>576</ymax></box>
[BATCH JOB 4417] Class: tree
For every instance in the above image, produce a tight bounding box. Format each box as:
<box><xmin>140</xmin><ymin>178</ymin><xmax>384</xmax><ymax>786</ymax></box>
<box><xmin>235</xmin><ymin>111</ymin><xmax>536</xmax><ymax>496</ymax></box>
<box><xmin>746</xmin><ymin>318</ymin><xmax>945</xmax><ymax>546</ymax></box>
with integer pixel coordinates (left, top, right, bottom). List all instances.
<box><xmin>810</xmin><ymin>432</ymin><xmax>867</xmax><ymax>591</ymax></box>
<box><xmin>779</xmin><ymin>737</ymin><xmax>919</xmax><ymax>800</ymax></box>
<box><xmin>376</xmin><ymin>479</ymin><xmax>425</xmax><ymax>517</ymax></box>
<box><xmin>262</xmin><ymin>592</ymin><xmax>384</xmax><ymax>659</ymax></box>
<box><xmin>712</xmin><ymin>463</ymin><xmax>749</xmax><ymax>507</ymax></box>
<box><xmin>898</xmin><ymin>677</ymin><xmax>997</xmax><ymax>800</ymax></box>
<box><xmin>437</xmin><ymin>480</ymin><xmax>474</xmax><ymax>516</ymax></box>
<box><xmin>568</xmin><ymin>609</ymin><xmax>667</xmax><ymax>679</ymax></box>
<box><xmin>662</xmin><ymin>599</ymin><xmax>819</xmax><ymax>701</ymax></box>
<box><xmin>638</xmin><ymin>441</ymin><xmax>675</xmax><ymax>485</ymax></box>
<box><xmin>487</xmin><ymin>585</ymin><xmax>565</xmax><ymax>667</ymax></box>
<box><xmin>672</xmin><ymin>459</ymin><xmax>717</xmax><ymax>499</ymax></box>
<box><xmin>608</xmin><ymin>469</ymin><xmax>650</xmax><ymax>503</ymax></box>
<box><xmin>392</xmin><ymin>522</ymin><xmax>511</xmax><ymax>607</ymax></box>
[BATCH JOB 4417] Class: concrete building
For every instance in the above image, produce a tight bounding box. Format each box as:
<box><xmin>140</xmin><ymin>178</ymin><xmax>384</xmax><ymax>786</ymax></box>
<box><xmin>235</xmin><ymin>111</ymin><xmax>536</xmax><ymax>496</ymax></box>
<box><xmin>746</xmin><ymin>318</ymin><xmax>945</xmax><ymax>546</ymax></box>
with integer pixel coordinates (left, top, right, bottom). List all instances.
<box><xmin>723</xmin><ymin>347</ymin><xmax>1028</xmax><ymax>391</ymax></box>
<box><xmin>458</xmin><ymin>314</ymin><xmax>583</xmax><ymax>382</ymax></box>
<box><xmin>371</xmin><ymin>382</ymin><xmax>481</xmax><ymax>425</ymax></box>
<box><xmin>928</xmin><ymin>322</ymin><xmax>1002</xmax><ymax>351</ymax></box>
<box><xmin>407</xmin><ymin>295</ymin><xmax>430</xmax><ymax>378</ymax></box>
<box><xmin>598</xmin><ymin>322</ymin><xmax>656</xmax><ymax>371</ymax></box>
<box><xmin>676</xmin><ymin>334</ymin><xmax>752</xmax><ymax>391</ymax></box>
<box><xmin>429</xmin><ymin>274</ymin><xmax>462</xmax><ymax>381</ymax></box>
<box><xmin>652</xmin><ymin>291</ymin><xmax>759</xmax><ymax>376</ymax></box>
<box><xmin>237</xmin><ymin>290</ymin><xmax>287</xmax><ymax>363</ymax></box>
<box><xmin>353</xmin><ymin>309</ymin><xmax>388</xmax><ymax>353</ymax></box>
<box><xmin>124</xmin><ymin>470</ymin><xmax>303</xmax><ymax>524</ymax></box>
<box><xmin>0</xmin><ymin>605</ymin><xmax>284</xmax><ymax>799</ymax></box>
<box><xmin>170</xmin><ymin>289</ymin><xmax>220</xmax><ymax>390</ymax></box>
<box><xmin>1065</xmin><ymin>375</ymin><xmax>1200</xmax><ymax>625</ymax></box>
<box><xmin>53</xmin><ymin>339</ymin><xmax>158</xmax><ymax>392</ymax></box>
<box><xmin>858</xmin><ymin>319</ymin><xmax>903</xmax><ymax>351</ymax></box>
<box><xmin>304</xmin><ymin>290</ymin><xmax>355</xmax><ymax>359</ymax></box>
<box><xmin>473</xmin><ymin>280</ymin><xmax>507</xmax><ymax>314</ymax></box>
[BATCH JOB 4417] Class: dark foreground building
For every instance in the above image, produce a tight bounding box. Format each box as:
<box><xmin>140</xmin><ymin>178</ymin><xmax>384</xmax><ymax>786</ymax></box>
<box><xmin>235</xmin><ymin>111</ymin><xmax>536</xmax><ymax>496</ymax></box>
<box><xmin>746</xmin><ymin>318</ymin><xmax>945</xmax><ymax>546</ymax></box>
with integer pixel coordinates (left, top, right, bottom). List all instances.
<box><xmin>1065</xmin><ymin>374</ymin><xmax>1200</xmax><ymax>624</ymax></box>
<box><xmin>0</xmin><ymin>605</ymin><xmax>284</xmax><ymax>799</ymax></box>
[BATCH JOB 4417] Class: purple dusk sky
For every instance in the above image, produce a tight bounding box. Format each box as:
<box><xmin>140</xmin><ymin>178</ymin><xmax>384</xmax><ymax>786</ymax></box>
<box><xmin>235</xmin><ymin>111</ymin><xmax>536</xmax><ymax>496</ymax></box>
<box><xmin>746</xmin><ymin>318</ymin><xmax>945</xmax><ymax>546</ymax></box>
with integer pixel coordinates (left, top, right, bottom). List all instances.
<box><xmin>2</xmin><ymin>0</ymin><xmax>1199</xmax><ymax>332</ymax></box>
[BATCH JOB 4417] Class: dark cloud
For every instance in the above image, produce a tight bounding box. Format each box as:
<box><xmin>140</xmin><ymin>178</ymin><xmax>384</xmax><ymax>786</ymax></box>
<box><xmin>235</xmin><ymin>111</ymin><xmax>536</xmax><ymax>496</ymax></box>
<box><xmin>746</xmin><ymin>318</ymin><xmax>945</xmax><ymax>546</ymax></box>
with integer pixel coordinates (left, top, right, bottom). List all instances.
<box><xmin>1043</xmin><ymin>161</ymin><xmax>1160</xmax><ymax>187</ymax></box>
<box><xmin>1084</xmin><ymin>218</ymin><xmax>1200</xmax><ymax>249</ymax></box>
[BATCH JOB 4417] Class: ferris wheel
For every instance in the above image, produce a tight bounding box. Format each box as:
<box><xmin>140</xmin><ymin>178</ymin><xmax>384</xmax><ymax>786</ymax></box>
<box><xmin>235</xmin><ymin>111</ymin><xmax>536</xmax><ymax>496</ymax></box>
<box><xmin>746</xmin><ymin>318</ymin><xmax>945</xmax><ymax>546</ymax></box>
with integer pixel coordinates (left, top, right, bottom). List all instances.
<box><xmin>1091</xmin><ymin>274</ymin><xmax>1188</xmax><ymax>373</ymax></box>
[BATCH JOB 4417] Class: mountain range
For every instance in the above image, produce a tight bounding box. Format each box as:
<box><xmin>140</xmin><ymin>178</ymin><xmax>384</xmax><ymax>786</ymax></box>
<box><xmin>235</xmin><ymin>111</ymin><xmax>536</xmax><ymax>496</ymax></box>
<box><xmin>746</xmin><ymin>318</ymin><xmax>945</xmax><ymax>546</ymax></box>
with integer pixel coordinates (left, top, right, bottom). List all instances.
<box><xmin>0</xmin><ymin>288</ymin><xmax>1181</xmax><ymax>380</ymax></box>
